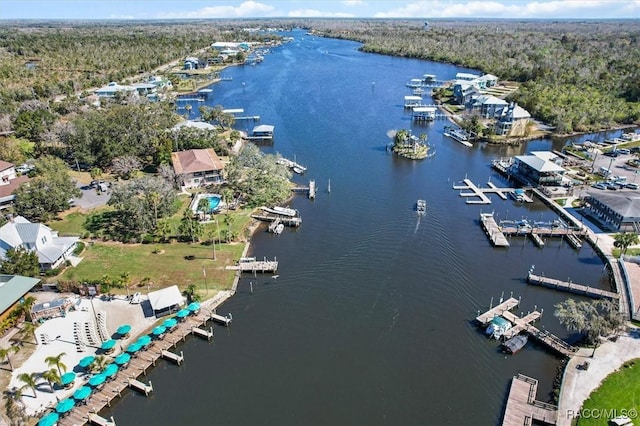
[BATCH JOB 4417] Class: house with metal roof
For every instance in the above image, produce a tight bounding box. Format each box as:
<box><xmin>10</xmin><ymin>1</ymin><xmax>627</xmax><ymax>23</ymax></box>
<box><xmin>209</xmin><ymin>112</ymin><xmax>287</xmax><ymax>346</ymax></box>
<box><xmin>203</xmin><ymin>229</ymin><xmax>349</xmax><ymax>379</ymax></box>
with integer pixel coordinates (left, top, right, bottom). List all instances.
<box><xmin>583</xmin><ymin>192</ymin><xmax>640</xmax><ymax>232</ymax></box>
<box><xmin>171</xmin><ymin>148</ymin><xmax>224</xmax><ymax>189</ymax></box>
<box><xmin>94</xmin><ymin>82</ymin><xmax>138</xmax><ymax>99</ymax></box>
<box><xmin>511</xmin><ymin>151</ymin><xmax>566</xmax><ymax>186</ymax></box>
<box><xmin>453</xmin><ymin>81</ymin><xmax>481</xmax><ymax>106</ymax></box>
<box><xmin>473</xmin><ymin>94</ymin><xmax>509</xmax><ymax>118</ymax></box>
<box><xmin>0</xmin><ymin>274</ymin><xmax>40</xmax><ymax>320</ymax></box>
<box><xmin>0</xmin><ymin>216</ymin><xmax>79</xmax><ymax>271</ymax></box>
<box><xmin>496</xmin><ymin>102</ymin><xmax>531</xmax><ymax>137</ymax></box>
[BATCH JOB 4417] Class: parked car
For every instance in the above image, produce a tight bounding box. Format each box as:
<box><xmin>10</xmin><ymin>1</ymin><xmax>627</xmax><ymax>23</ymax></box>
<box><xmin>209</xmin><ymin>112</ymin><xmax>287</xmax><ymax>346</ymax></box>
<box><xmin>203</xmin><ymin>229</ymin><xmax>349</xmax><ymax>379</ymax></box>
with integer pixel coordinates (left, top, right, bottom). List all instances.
<box><xmin>604</xmin><ymin>151</ymin><xmax>619</xmax><ymax>157</ymax></box>
<box><xmin>592</xmin><ymin>183</ymin><xmax>607</xmax><ymax>190</ymax></box>
<box><xmin>627</xmin><ymin>183</ymin><xmax>639</xmax><ymax>190</ymax></box>
<box><xmin>617</xmin><ymin>148</ymin><xmax>631</xmax><ymax>155</ymax></box>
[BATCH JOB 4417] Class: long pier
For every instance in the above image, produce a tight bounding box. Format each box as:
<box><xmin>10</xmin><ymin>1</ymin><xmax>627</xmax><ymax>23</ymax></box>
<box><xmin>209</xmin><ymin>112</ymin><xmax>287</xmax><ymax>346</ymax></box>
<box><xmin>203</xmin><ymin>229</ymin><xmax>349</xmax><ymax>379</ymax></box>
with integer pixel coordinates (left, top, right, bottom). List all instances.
<box><xmin>476</xmin><ymin>297</ymin><xmax>577</xmax><ymax>358</ymax></box>
<box><xmin>226</xmin><ymin>257</ymin><xmax>278</xmax><ymax>273</ymax></box>
<box><xmin>251</xmin><ymin>214</ymin><xmax>302</xmax><ymax>227</ymax></box>
<box><xmin>59</xmin><ymin>307</ymin><xmax>231</xmax><ymax>426</ymax></box>
<box><xmin>480</xmin><ymin>213</ymin><xmax>510</xmax><ymax>247</ymax></box>
<box><xmin>502</xmin><ymin>374</ymin><xmax>558</xmax><ymax>426</ymax></box>
<box><xmin>527</xmin><ymin>272</ymin><xmax>619</xmax><ymax>300</ymax></box>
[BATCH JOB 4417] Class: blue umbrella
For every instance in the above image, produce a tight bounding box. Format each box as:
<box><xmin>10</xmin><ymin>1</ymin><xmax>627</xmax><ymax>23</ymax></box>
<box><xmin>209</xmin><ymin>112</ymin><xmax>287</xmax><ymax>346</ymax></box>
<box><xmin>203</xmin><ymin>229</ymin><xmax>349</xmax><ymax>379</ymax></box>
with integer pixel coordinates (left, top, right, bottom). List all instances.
<box><xmin>73</xmin><ymin>386</ymin><xmax>91</xmax><ymax>401</ymax></box>
<box><xmin>126</xmin><ymin>342</ymin><xmax>142</xmax><ymax>354</ymax></box>
<box><xmin>116</xmin><ymin>324</ymin><xmax>131</xmax><ymax>335</ymax></box>
<box><xmin>152</xmin><ymin>326</ymin><xmax>166</xmax><ymax>337</ymax></box>
<box><xmin>55</xmin><ymin>398</ymin><xmax>75</xmax><ymax>414</ymax></box>
<box><xmin>136</xmin><ymin>335</ymin><xmax>151</xmax><ymax>346</ymax></box>
<box><xmin>114</xmin><ymin>352</ymin><xmax>131</xmax><ymax>366</ymax></box>
<box><xmin>88</xmin><ymin>373</ymin><xmax>107</xmax><ymax>387</ymax></box>
<box><xmin>188</xmin><ymin>301</ymin><xmax>201</xmax><ymax>312</ymax></box>
<box><xmin>38</xmin><ymin>412</ymin><xmax>59</xmax><ymax>426</ymax></box>
<box><xmin>103</xmin><ymin>363</ymin><xmax>118</xmax><ymax>378</ymax></box>
<box><xmin>101</xmin><ymin>339</ymin><xmax>116</xmax><ymax>351</ymax></box>
<box><xmin>176</xmin><ymin>309</ymin><xmax>189</xmax><ymax>318</ymax></box>
<box><xmin>163</xmin><ymin>318</ymin><xmax>177</xmax><ymax>328</ymax></box>
<box><xmin>78</xmin><ymin>355</ymin><xmax>95</xmax><ymax>369</ymax></box>
<box><xmin>60</xmin><ymin>371</ymin><xmax>76</xmax><ymax>386</ymax></box>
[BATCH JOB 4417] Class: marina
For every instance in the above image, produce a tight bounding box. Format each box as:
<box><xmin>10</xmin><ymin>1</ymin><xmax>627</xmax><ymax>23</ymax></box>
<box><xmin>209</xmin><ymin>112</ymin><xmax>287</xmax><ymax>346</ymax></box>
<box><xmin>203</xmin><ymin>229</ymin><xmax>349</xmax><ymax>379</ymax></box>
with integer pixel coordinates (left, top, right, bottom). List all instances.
<box><xmin>453</xmin><ymin>178</ymin><xmax>532</xmax><ymax>205</ymax></box>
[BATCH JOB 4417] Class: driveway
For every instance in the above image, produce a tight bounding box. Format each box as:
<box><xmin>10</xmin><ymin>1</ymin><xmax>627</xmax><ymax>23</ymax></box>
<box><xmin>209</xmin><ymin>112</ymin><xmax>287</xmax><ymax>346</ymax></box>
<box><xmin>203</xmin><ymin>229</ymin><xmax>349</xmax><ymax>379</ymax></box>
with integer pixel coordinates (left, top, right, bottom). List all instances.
<box><xmin>73</xmin><ymin>181</ymin><xmax>110</xmax><ymax>209</ymax></box>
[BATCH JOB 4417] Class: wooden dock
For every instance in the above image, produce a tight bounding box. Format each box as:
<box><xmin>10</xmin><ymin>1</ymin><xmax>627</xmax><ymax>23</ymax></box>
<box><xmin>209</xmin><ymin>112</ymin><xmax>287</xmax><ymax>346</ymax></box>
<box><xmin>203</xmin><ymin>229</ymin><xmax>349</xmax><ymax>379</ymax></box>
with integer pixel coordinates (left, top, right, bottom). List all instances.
<box><xmin>527</xmin><ymin>273</ymin><xmax>619</xmax><ymax>300</ymax></box>
<box><xmin>251</xmin><ymin>214</ymin><xmax>302</xmax><ymax>227</ymax></box>
<box><xmin>226</xmin><ymin>257</ymin><xmax>278</xmax><ymax>273</ymax></box>
<box><xmin>58</xmin><ymin>307</ymin><xmax>230</xmax><ymax>426</ymax></box>
<box><xmin>475</xmin><ymin>297</ymin><xmax>520</xmax><ymax>325</ymax></box>
<box><xmin>480</xmin><ymin>213</ymin><xmax>510</xmax><ymax>247</ymax></box>
<box><xmin>192</xmin><ymin>326</ymin><xmax>214</xmax><ymax>340</ymax></box>
<box><xmin>453</xmin><ymin>179</ymin><xmax>531</xmax><ymax>205</ymax></box>
<box><xmin>211</xmin><ymin>312</ymin><xmax>232</xmax><ymax>326</ymax></box>
<box><xmin>309</xmin><ymin>180</ymin><xmax>316</xmax><ymax>199</ymax></box>
<box><xmin>502</xmin><ymin>374</ymin><xmax>558</xmax><ymax>426</ymax></box>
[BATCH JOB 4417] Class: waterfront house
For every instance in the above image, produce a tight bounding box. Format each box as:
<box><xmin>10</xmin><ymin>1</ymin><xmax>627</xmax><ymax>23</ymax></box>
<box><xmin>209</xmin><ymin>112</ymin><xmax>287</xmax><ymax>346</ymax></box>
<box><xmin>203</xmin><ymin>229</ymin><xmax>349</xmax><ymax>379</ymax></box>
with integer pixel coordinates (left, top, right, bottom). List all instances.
<box><xmin>0</xmin><ymin>216</ymin><xmax>79</xmax><ymax>271</ymax></box>
<box><xmin>511</xmin><ymin>151</ymin><xmax>566</xmax><ymax>186</ymax></box>
<box><xmin>171</xmin><ymin>148</ymin><xmax>224</xmax><ymax>189</ymax></box>
<box><xmin>0</xmin><ymin>161</ymin><xmax>30</xmax><ymax>209</ymax></box>
<box><xmin>476</xmin><ymin>73</ymin><xmax>499</xmax><ymax>89</ymax></box>
<box><xmin>583</xmin><ymin>192</ymin><xmax>640</xmax><ymax>232</ymax></box>
<box><xmin>453</xmin><ymin>81</ymin><xmax>481</xmax><ymax>106</ymax></box>
<box><xmin>183</xmin><ymin>57</ymin><xmax>207</xmax><ymax>70</ymax></box>
<box><xmin>0</xmin><ymin>274</ymin><xmax>41</xmax><ymax>321</ymax></box>
<box><xmin>495</xmin><ymin>102</ymin><xmax>531</xmax><ymax>137</ymax></box>
<box><xmin>473</xmin><ymin>95</ymin><xmax>508</xmax><ymax>118</ymax></box>
<box><xmin>455</xmin><ymin>72</ymin><xmax>481</xmax><ymax>82</ymax></box>
<box><xmin>172</xmin><ymin>120</ymin><xmax>217</xmax><ymax>131</ymax></box>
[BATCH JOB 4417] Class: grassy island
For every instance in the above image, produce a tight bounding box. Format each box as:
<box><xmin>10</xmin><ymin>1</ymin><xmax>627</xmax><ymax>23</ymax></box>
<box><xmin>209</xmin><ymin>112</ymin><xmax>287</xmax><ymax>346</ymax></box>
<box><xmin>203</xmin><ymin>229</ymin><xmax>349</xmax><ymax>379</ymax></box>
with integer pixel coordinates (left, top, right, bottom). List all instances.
<box><xmin>390</xmin><ymin>129</ymin><xmax>430</xmax><ymax>160</ymax></box>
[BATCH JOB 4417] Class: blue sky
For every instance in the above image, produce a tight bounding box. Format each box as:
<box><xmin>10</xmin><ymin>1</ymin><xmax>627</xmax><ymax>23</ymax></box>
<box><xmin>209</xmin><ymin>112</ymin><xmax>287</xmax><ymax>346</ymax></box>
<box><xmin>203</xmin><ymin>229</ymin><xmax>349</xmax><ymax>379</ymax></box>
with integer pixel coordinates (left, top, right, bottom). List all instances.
<box><xmin>1</xmin><ymin>1</ymin><xmax>639</xmax><ymax>20</ymax></box>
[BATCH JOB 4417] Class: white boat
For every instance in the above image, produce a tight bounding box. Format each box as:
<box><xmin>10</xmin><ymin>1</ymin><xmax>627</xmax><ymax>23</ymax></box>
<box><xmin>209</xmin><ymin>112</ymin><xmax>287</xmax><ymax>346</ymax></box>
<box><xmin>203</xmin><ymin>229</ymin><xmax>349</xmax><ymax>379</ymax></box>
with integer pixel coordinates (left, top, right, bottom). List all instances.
<box><xmin>416</xmin><ymin>199</ymin><xmax>426</xmax><ymax>214</ymax></box>
<box><xmin>274</xmin><ymin>223</ymin><xmax>284</xmax><ymax>235</ymax></box>
<box><xmin>292</xmin><ymin>166</ymin><xmax>305</xmax><ymax>174</ymax></box>
<box><xmin>444</xmin><ymin>128</ymin><xmax>472</xmax><ymax>147</ymax></box>
<box><xmin>261</xmin><ymin>206</ymin><xmax>299</xmax><ymax>217</ymax></box>
<box><xmin>510</xmin><ymin>188</ymin><xmax>526</xmax><ymax>202</ymax></box>
<box><xmin>486</xmin><ymin>316</ymin><xmax>512</xmax><ymax>340</ymax></box>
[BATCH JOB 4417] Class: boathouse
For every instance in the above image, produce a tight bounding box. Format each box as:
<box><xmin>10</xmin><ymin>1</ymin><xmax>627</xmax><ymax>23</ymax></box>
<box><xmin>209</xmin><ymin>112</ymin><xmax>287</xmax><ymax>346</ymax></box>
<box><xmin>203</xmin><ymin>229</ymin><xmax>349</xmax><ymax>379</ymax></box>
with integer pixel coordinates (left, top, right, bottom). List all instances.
<box><xmin>511</xmin><ymin>152</ymin><xmax>566</xmax><ymax>186</ymax></box>
<box><xmin>582</xmin><ymin>192</ymin><xmax>640</xmax><ymax>232</ymax></box>
<box><xmin>250</xmin><ymin>124</ymin><xmax>275</xmax><ymax>141</ymax></box>
<box><xmin>404</xmin><ymin>95</ymin><xmax>423</xmax><ymax>108</ymax></box>
<box><xmin>412</xmin><ymin>106</ymin><xmax>436</xmax><ymax>121</ymax></box>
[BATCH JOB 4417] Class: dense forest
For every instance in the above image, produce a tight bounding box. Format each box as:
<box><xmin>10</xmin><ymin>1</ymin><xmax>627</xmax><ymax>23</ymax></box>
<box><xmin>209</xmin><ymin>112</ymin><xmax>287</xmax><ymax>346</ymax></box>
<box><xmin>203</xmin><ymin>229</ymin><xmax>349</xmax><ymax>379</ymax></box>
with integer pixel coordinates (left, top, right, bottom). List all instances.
<box><xmin>306</xmin><ymin>19</ymin><xmax>640</xmax><ymax>133</ymax></box>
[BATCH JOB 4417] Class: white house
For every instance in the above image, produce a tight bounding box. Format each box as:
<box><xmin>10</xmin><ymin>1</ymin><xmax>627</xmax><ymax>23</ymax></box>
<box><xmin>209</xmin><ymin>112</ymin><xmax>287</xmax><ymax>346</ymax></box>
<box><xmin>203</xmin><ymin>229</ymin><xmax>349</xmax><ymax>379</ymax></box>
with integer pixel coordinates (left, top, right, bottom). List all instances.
<box><xmin>0</xmin><ymin>216</ymin><xmax>79</xmax><ymax>271</ymax></box>
<box><xmin>94</xmin><ymin>82</ymin><xmax>138</xmax><ymax>99</ymax></box>
<box><xmin>473</xmin><ymin>95</ymin><xmax>508</xmax><ymax>118</ymax></box>
<box><xmin>0</xmin><ymin>161</ymin><xmax>30</xmax><ymax>210</ymax></box>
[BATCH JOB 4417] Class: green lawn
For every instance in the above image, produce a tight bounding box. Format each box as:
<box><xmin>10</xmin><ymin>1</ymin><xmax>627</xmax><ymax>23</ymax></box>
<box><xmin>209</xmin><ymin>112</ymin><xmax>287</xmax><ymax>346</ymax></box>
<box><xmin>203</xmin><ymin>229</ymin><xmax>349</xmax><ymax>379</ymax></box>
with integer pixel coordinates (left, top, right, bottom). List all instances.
<box><xmin>58</xmin><ymin>240</ymin><xmax>245</xmax><ymax>296</ymax></box>
<box><xmin>577</xmin><ymin>358</ymin><xmax>640</xmax><ymax>425</ymax></box>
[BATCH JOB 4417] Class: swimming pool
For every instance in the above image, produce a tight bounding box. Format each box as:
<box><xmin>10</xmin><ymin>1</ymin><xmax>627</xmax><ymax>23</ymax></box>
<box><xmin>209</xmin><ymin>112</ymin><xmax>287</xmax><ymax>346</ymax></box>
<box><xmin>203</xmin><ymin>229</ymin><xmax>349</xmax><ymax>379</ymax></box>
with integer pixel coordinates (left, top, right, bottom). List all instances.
<box><xmin>191</xmin><ymin>193</ymin><xmax>223</xmax><ymax>215</ymax></box>
<box><xmin>207</xmin><ymin>195</ymin><xmax>221</xmax><ymax>210</ymax></box>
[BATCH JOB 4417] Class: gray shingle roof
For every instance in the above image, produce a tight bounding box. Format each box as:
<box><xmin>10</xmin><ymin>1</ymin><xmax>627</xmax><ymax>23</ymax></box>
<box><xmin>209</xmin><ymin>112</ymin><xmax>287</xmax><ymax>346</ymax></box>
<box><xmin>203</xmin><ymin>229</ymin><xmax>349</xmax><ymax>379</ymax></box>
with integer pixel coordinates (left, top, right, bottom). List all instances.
<box><xmin>587</xmin><ymin>192</ymin><xmax>640</xmax><ymax>219</ymax></box>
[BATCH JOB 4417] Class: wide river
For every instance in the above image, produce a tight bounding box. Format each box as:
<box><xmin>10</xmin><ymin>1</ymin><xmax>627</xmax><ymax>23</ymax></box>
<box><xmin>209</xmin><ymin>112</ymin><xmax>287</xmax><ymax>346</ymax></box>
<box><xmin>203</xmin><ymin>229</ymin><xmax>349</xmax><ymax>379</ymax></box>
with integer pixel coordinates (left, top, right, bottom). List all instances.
<box><xmin>106</xmin><ymin>30</ymin><xmax>621</xmax><ymax>425</ymax></box>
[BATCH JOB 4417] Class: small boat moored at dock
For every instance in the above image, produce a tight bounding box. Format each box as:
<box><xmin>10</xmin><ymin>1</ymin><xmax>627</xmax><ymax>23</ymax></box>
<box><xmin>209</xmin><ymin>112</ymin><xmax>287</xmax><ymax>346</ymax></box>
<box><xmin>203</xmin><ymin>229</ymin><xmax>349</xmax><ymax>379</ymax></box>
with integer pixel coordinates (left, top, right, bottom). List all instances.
<box><xmin>486</xmin><ymin>316</ymin><xmax>512</xmax><ymax>339</ymax></box>
<box><xmin>502</xmin><ymin>334</ymin><xmax>528</xmax><ymax>354</ymax></box>
<box><xmin>261</xmin><ymin>206</ymin><xmax>299</xmax><ymax>217</ymax></box>
<box><xmin>444</xmin><ymin>126</ymin><xmax>472</xmax><ymax>147</ymax></box>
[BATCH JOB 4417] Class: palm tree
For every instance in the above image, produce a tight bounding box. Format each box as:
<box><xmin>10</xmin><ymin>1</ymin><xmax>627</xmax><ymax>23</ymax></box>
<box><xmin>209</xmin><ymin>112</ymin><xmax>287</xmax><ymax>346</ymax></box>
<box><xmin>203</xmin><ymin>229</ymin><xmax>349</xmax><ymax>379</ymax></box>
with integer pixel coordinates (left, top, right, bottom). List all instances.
<box><xmin>41</xmin><ymin>368</ymin><xmax>60</xmax><ymax>392</ymax></box>
<box><xmin>148</xmin><ymin>191</ymin><xmax>161</xmax><ymax>227</ymax></box>
<box><xmin>223</xmin><ymin>214</ymin><xmax>235</xmax><ymax>243</ymax></box>
<box><xmin>3</xmin><ymin>387</ymin><xmax>26</xmax><ymax>424</ymax></box>
<box><xmin>119</xmin><ymin>271</ymin><xmax>131</xmax><ymax>298</ymax></box>
<box><xmin>45</xmin><ymin>352</ymin><xmax>67</xmax><ymax>376</ymax></box>
<box><xmin>18</xmin><ymin>321</ymin><xmax>37</xmax><ymax>345</ymax></box>
<box><xmin>17</xmin><ymin>372</ymin><xmax>38</xmax><ymax>398</ymax></box>
<box><xmin>0</xmin><ymin>346</ymin><xmax>20</xmax><ymax>370</ymax></box>
<box><xmin>17</xmin><ymin>296</ymin><xmax>37</xmax><ymax>321</ymax></box>
<box><xmin>90</xmin><ymin>355</ymin><xmax>111</xmax><ymax>373</ymax></box>
<box><xmin>613</xmin><ymin>232</ymin><xmax>640</xmax><ymax>257</ymax></box>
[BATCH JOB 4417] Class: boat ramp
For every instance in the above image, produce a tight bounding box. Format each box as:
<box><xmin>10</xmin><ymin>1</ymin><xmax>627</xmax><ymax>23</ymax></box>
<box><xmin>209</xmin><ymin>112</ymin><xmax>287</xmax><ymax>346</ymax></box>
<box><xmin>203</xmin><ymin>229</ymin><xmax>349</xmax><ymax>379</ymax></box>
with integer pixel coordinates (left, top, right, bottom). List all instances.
<box><xmin>502</xmin><ymin>374</ymin><xmax>558</xmax><ymax>426</ymax></box>
<box><xmin>453</xmin><ymin>179</ymin><xmax>532</xmax><ymax>204</ymax></box>
<box><xmin>527</xmin><ymin>271</ymin><xmax>619</xmax><ymax>300</ymax></box>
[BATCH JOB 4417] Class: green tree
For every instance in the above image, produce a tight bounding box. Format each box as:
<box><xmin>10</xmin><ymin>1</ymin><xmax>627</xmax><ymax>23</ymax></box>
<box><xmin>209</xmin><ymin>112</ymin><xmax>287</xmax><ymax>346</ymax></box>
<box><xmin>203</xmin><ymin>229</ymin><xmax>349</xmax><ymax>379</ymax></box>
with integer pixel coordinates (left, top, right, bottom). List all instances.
<box><xmin>13</xmin><ymin>156</ymin><xmax>81</xmax><ymax>222</ymax></box>
<box><xmin>223</xmin><ymin>214</ymin><xmax>235</xmax><ymax>243</ymax></box>
<box><xmin>184</xmin><ymin>283</ymin><xmax>201</xmax><ymax>303</ymax></box>
<box><xmin>3</xmin><ymin>386</ymin><xmax>26</xmax><ymax>424</ymax></box>
<box><xmin>44</xmin><ymin>352</ymin><xmax>67</xmax><ymax>376</ymax></box>
<box><xmin>0</xmin><ymin>346</ymin><xmax>20</xmax><ymax>371</ymax></box>
<box><xmin>17</xmin><ymin>372</ymin><xmax>38</xmax><ymax>398</ymax></box>
<box><xmin>178</xmin><ymin>209</ymin><xmax>203</xmax><ymax>243</ymax></box>
<box><xmin>613</xmin><ymin>232</ymin><xmax>640</xmax><ymax>257</ymax></box>
<box><xmin>90</xmin><ymin>355</ymin><xmax>111</xmax><ymax>373</ymax></box>
<box><xmin>0</xmin><ymin>247</ymin><xmax>40</xmax><ymax>277</ymax></box>
<box><xmin>18</xmin><ymin>322</ymin><xmax>37</xmax><ymax>345</ymax></box>
<box><xmin>197</xmin><ymin>197</ymin><xmax>210</xmax><ymax>215</ymax></box>
<box><xmin>16</xmin><ymin>296</ymin><xmax>37</xmax><ymax>322</ymax></box>
<box><xmin>555</xmin><ymin>299</ymin><xmax>626</xmax><ymax>357</ymax></box>
<box><xmin>41</xmin><ymin>368</ymin><xmax>60</xmax><ymax>392</ymax></box>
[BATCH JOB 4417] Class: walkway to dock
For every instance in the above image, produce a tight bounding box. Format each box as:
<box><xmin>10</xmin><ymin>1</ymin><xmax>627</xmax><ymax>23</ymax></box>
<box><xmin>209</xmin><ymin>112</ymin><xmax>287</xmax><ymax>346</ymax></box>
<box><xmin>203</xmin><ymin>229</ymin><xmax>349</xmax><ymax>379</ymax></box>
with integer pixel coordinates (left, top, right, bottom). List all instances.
<box><xmin>480</xmin><ymin>213</ymin><xmax>510</xmax><ymax>247</ymax></box>
<box><xmin>453</xmin><ymin>179</ymin><xmax>530</xmax><ymax>205</ymax></box>
<box><xmin>502</xmin><ymin>374</ymin><xmax>558</xmax><ymax>426</ymax></box>
<box><xmin>59</xmin><ymin>307</ymin><xmax>230</xmax><ymax>426</ymax></box>
<box><xmin>527</xmin><ymin>273</ymin><xmax>619</xmax><ymax>300</ymax></box>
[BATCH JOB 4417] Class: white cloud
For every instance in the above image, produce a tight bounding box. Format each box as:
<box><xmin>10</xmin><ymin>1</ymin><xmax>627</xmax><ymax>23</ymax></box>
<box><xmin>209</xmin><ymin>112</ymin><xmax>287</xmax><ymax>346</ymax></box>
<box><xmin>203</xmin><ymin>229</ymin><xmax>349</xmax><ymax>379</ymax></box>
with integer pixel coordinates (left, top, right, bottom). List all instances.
<box><xmin>156</xmin><ymin>1</ymin><xmax>277</xmax><ymax>19</ymax></box>
<box><xmin>373</xmin><ymin>1</ymin><xmax>639</xmax><ymax>18</ymax></box>
<box><xmin>343</xmin><ymin>0</ymin><xmax>365</xmax><ymax>6</ymax></box>
<box><xmin>287</xmin><ymin>8</ymin><xmax>355</xmax><ymax>17</ymax></box>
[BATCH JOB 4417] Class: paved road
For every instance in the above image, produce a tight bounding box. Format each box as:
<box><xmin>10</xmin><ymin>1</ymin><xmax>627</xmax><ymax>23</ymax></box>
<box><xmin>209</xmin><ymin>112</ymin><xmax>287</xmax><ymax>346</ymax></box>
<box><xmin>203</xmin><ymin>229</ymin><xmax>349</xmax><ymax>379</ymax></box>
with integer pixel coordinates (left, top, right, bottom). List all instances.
<box><xmin>73</xmin><ymin>182</ymin><xmax>110</xmax><ymax>209</ymax></box>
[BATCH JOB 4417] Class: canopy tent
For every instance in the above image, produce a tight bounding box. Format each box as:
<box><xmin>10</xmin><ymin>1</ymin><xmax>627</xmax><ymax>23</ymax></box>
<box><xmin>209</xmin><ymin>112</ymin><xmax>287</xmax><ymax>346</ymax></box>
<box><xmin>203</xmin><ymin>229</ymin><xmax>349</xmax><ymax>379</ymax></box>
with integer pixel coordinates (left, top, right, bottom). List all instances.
<box><xmin>114</xmin><ymin>352</ymin><xmax>131</xmax><ymax>366</ymax></box>
<box><xmin>148</xmin><ymin>285</ymin><xmax>185</xmax><ymax>317</ymax></box>
<box><xmin>78</xmin><ymin>355</ymin><xmax>95</xmax><ymax>369</ymax></box>
<box><xmin>73</xmin><ymin>386</ymin><xmax>92</xmax><ymax>401</ymax></box>
<box><xmin>38</xmin><ymin>412</ymin><xmax>59</xmax><ymax>426</ymax></box>
<box><xmin>60</xmin><ymin>372</ymin><xmax>76</xmax><ymax>386</ymax></box>
<box><xmin>55</xmin><ymin>398</ymin><xmax>75</xmax><ymax>414</ymax></box>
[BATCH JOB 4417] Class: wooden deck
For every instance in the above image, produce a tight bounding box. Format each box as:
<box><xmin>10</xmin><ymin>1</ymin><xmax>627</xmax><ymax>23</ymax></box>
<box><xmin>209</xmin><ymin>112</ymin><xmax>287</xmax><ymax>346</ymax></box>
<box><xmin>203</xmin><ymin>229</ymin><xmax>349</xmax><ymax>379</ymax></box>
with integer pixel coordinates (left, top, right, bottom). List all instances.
<box><xmin>225</xmin><ymin>258</ymin><xmax>278</xmax><ymax>273</ymax></box>
<box><xmin>475</xmin><ymin>297</ymin><xmax>520</xmax><ymax>325</ymax></box>
<box><xmin>57</xmin><ymin>308</ymin><xmax>229</xmax><ymax>426</ymax></box>
<box><xmin>480</xmin><ymin>213</ymin><xmax>510</xmax><ymax>247</ymax></box>
<box><xmin>251</xmin><ymin>214</ymin><xmax>302</xmax><ymax>227</ymax></box>
<box><xmin>527</xmin><ymin>273</ymin><xmax>619</xmax><ymax>300</ymax></box>
<box><xmin>502</xmin><ymin>374</ymin><xmax>558</xmax><ymax>426</ymax></box>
